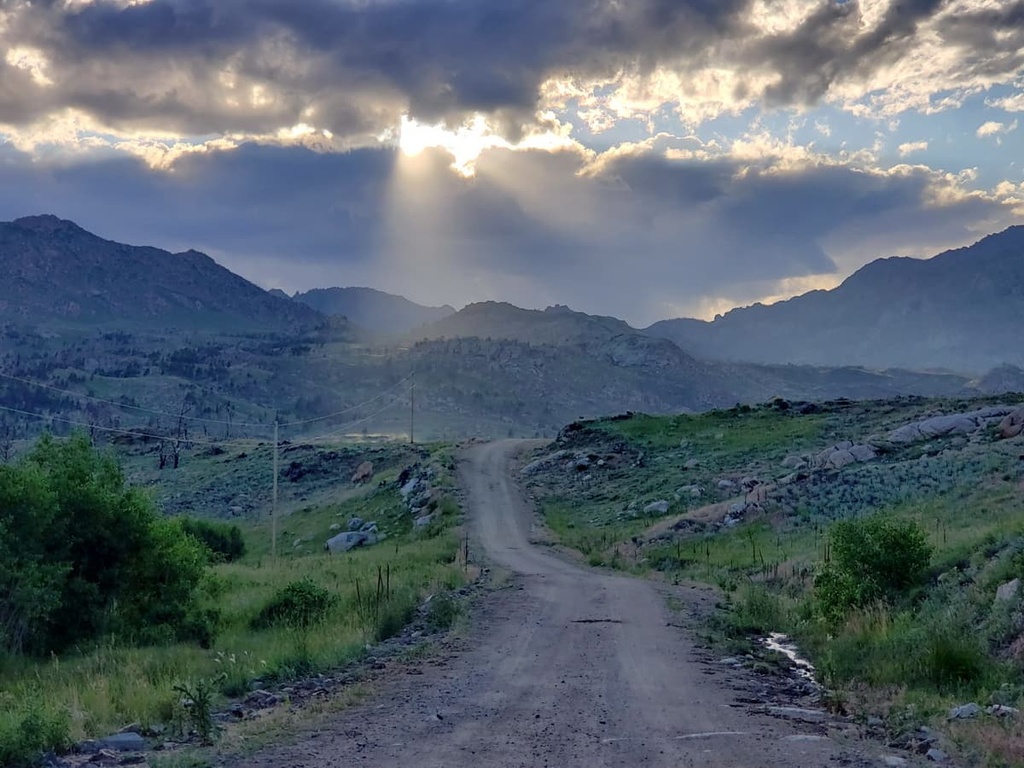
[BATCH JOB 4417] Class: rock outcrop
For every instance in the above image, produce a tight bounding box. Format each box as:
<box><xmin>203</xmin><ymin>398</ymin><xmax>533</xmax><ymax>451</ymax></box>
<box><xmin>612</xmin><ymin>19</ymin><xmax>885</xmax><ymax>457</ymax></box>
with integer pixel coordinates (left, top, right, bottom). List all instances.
<box><xmin>999</xmin><ymin>407</ymin><xmax>1024</xmax><ymax>439</ymax></box>
<box><xmin>888</xmin><ymin>406</ymin><xmax>1017</xmax><ymax>443</ymax></box>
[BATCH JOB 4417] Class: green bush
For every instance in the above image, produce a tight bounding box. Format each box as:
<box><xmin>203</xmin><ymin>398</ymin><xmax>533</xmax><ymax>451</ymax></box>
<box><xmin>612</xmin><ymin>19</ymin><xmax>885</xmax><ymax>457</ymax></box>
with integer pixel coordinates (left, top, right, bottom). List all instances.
<box><xmin>180</xmin><ymin>518</ymin><xmax>246</xmax><ymax>563</ymax></box>
<box><xmin>815</xmin><ymin>514</ymin><xmax>931</xmax><ymax>623</ymax></box>
<box><xmin>252</xmin><ymin>579</ymin><xmax>335</xmax><ymax>630</ymax></box>
<box><xmin>374</xmin><ymin>597</ymin><xmax>415</xmax><ymax>641</ymax></box>
<box><xmin>918</xmin><ymin>627</ymin><xmax>990</xmax><ymax>690</ymax></box>
<box><xmin>425</xmin><ymin>592</ymin><xmax>461</xmax><ymax>632</ymax></box>
<box><xmin>0</xmin><ymin>434</ymin><xmax>216</xmax><ymax>655</ymax></box>
<box><xmin>0</xmin><ymin>703</ymin><xmax>71</xmax><ymax>768</ymax></box>
<box><xmin>729</xmin><ymin>585</ymin><xmax>787</xmax><ymax>635</ymax></box>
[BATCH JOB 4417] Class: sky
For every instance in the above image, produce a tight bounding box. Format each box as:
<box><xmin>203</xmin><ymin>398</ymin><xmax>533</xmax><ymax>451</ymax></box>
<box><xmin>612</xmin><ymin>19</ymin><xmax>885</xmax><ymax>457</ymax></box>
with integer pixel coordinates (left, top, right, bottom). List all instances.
<box><xmin>1</xmin><ymin>0</ymin><xmax>1024</xmax><ymax>327</ymax></box>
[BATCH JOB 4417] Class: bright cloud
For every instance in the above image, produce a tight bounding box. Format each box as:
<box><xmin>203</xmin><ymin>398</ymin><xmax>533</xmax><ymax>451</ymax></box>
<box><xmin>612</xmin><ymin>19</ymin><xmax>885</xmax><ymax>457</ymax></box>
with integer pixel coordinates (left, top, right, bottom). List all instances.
<box><xmin>898</xmin><ymin>141</ymin><xmax>929</xmax><ymax>156</ymax></box>
<box><xmin>977</xmin><ymin>119</ymin><xmax>1019</xmax><ymax>137</ymax></box>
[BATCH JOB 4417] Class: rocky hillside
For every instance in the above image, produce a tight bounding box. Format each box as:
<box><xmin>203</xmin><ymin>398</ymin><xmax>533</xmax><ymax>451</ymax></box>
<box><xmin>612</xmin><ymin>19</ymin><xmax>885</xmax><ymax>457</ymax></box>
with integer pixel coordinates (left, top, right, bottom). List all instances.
<box><xmin>647</xmin><ymin>226</ymin><xmax>1024</xmax><ymax>373</ymax></box>
<box><xmin>0</xmin><ymin>215</ymin><xmax>325</xmax><ymax>332</ymax></box>
<box><xmin>404</xmin><ymin>302</ymin><xmax>975</xmax><ymax>419</ymax></box>
<box><xmin>293</xmin><ymin>287</ymin><xmax>455</xmax><ymax>334</ymax></box>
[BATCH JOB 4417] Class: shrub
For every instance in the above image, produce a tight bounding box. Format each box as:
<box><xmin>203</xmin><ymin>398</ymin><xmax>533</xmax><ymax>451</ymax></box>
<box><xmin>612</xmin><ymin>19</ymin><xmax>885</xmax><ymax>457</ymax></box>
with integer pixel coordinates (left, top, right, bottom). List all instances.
<box><xmin>374</xmin><ymin>597</ymin><xmax>416</xmax><ymax>641</ymax></box>
<box><xmin>172</xmin><ymin>676</ymin><xmax>222</xmax><ymax>746</ymax></box>
<box><xmin>425</xmin><ymin>592</ymin><xmax>462</xmax><ymax>632</ymax></box>
<box><xmin>180</xmin><ymin>518</ymin><xmax>246</xmax><ymax>563</ymax></box>
<box><xmin>0</xmin><ymin>434</ymin><xmax>216</xmax><ymax>655</ymax></box>
<box><xmin>252</xmin><ymin>579</ymin><xmax>334</xmax><ymax>630</ymax></box>
<box><xmin>918</xmin><ymin>627</ymin><xmax>989</xmax><ymax>690</ymax></box>
<box><xmin>729</xmin><ymin>585</ymin><xmax>786</xmax><ymax>635</ymax></box>
<box><xmin>815</xmin><ymin>514</ymin><xmax>931</xmax><ymax>623</ymax></box>
<box><xmin>0</xmin><ymin>703</ymin><xmax>71</xmax><ymax>768</ymax></box>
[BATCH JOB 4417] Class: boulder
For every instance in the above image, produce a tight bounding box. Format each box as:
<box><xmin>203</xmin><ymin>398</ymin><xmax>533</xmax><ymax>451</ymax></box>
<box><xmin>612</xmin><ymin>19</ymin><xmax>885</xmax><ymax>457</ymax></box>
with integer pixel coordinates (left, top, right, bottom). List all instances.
<box><xmin>888</xmin><ymin>423</ymin><xmax>924</xmax><ymax>443</ymax></box>
<box><xmin>94</xmin><ymin>733</ymin><xmax>145</xmax><ymax>753</ymax></box>
<box><xmin>325</xmin><ymin>532</ymin><xmax>370</xmax><ymax>553</ymax></box>
<box><xmin>781</xmin><ymin>455</ymin><xmax>807</xmax><ymax>469</ymax></box>
<box><xmin>986</xmin><ymin>704</ymin><xmax>1019</xmax><ymax>717</ymax></box>
<box><xmin>999</xmin><ymin>407</ymin><xmax>1024</xmax><ymax>439</ymax></box>
<box><xmin>889</xmin><ymin>406</ymin><xmax>1019</xmax><ymax>443</ymax></box>
<box><xmin>400</xmin><ymin>477</ymin><xmax>422</xmax><ymax>498</ymax></box>
<box><xmin>919</xmin><ymin>414</ymin><xmax>977</xmax><ymax>438</ymax></box>
<box><xmin>414</xmin><ymin>514</ymin><xmax>434</xmax><ymax>529</ymax></box>
<box><xmin>995</xmin><ymin>578</ymin><xmax>1020</xmax><ymax>603</ymax></box>
<box><xmin>684</xmin><ymin>458</ymin><xmax>700</xmax><ymax>470</ymax></box>
<box><xmin>521</xmin><ymin>451</ymin><xmax>570</xmax><ymax>475</ymax></box>
<box><xmin>329</xmin><ymin>523</ymin><xmax>341</xmax><ymax>531</ymax></box>
<box><xmin>824</xmin><ymin>449</ymin><xmax>856</xmax><ymax>470</ymax></box>
<box><xmin>717</xmin><ymin>479</ymin><xmax>736</xmax><ymax>490</ymax></box>
<box><xmin>347</xmin><ymin>517</ymin><xmax>364</xmax><ymax>531</ymax></box>
<box><xmin>849</xmin><ymin>444</ymin><xmax>878</xmax><ymax>462</ymax></box>
<box><xmin>746</xmin><ymin>485</ymin><xmax>770</xmax><ymax>504</ymax></box>
<box><xmin>948</xmin><ymin>702</ymin><xmax>981</xmax><ymax>720</ymax></box>
<box><xmin>351</xmin><ymin>461</ymin><xmax>374</xmax><ymax>484</ymax></box>
<box><xmin>644</xmin><ymin>500</ymin><xmax>671</xmax><ymax>516</ymax></box>
<box><xmin>360</xmin><ymin>521</ymin><xmax>379</xmax><ymax>534</ymax></box>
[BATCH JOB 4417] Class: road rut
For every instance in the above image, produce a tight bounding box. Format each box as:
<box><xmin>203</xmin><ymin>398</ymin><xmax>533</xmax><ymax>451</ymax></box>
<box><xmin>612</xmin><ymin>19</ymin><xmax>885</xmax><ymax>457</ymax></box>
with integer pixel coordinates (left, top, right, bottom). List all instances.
<box><xmin>235</xmin><ymin>440</ymin><xmax>862</xmax><ymax>767</ymax></box>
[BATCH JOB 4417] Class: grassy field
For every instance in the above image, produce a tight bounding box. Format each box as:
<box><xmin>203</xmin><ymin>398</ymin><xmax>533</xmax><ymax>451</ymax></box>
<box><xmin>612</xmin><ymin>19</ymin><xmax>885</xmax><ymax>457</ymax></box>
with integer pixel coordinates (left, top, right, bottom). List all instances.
<box><xmin>523</xmin><ymin>396</ymin><xmax>1024</xmax><ymax>766</ymax></box>
<box><xmin>0</xmin><ymin>440</ymin><xmax>468</xmax><ymax>766</ymax></box>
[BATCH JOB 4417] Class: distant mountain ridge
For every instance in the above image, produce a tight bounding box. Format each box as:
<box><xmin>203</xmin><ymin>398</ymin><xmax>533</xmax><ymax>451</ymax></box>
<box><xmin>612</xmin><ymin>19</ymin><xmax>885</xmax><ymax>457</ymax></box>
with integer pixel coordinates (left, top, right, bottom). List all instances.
<box><xmin>646</xmin><ymin>226</ymin><xmax>1024</xmax><ymax>373</ymax></box>
<box><xmin>293</xmin><ymin>287</ymin><xmax>455</xmax><ymax>334</ymax></box>
<box><xmin>0</xmin><ymin>215</ymin><xmax>324</xmax><ymax>332</ymax></box>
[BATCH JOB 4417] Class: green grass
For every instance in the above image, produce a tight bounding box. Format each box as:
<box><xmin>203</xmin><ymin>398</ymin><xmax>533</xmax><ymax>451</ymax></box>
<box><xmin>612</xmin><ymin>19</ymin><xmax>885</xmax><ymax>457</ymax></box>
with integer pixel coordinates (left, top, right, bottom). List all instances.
<box><xmin>0</xmin><ymin>448</ymin><xmax>467</xmax><ymax>766</ymax></box>
<box><xmin>598</xmin><ymin>408</ymin><xmax>827</xmax><ymax>461</ymax></box>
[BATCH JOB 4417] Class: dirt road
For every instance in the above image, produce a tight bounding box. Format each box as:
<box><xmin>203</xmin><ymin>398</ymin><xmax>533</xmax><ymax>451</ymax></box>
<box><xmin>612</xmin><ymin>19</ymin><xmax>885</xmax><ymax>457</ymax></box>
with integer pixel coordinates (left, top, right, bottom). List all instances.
<box><xmin>237</xmin><ymin>440</ymin><xmax>869</xmax><ymax>767</ymax></box>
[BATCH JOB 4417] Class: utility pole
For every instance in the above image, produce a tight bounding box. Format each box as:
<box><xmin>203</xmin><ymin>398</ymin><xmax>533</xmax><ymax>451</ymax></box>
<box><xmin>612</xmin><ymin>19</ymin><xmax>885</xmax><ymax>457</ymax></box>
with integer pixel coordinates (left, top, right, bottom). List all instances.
<box><xmin>409</xmin><ymin>373</ymin><xmax>415</xmax><ymax>445</ymax></box>
<box><xmin>272</xmin><ymin>419</ymin><xmax>279</xmax><ymax>560</ymax></box>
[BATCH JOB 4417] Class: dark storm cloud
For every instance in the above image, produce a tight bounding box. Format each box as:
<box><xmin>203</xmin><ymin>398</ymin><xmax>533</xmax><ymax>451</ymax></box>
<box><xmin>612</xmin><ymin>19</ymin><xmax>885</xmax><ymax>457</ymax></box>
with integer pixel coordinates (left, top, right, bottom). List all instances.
<box><xmin>2</xmin><ymin>0</ymin><xmax>747</xmax><ymax>136</ymax></box>
<box><xmin>0</xmin><ymin>140</ymin><xmax>1016</xmax><ymax>324</ymax></box>
<box><xmin>754</xmin><ymin>0</ymin><xmax>962</xmax><ymax>107</ymax></box>
<box><xmin>6</xmin><ymin>0</ymin><xmax>1016</xmax><ymax>140</ymax></box>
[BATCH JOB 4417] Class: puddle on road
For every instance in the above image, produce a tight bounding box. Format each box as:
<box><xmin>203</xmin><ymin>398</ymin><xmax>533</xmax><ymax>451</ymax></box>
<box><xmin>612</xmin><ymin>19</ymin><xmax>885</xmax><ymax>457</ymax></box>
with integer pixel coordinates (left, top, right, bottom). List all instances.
<box><xmin>761</xmin><ymin>632</ymin><xmax>819</xmax><ymax>687</ymax></box>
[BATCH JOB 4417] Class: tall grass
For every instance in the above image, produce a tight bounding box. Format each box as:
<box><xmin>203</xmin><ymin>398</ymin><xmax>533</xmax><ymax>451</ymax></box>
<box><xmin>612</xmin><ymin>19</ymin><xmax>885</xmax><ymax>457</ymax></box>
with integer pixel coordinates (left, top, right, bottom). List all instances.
<box><xmin>0</xmin><ymin>522</ymin><xmax>465</xmax><ymax>766</ymax></box>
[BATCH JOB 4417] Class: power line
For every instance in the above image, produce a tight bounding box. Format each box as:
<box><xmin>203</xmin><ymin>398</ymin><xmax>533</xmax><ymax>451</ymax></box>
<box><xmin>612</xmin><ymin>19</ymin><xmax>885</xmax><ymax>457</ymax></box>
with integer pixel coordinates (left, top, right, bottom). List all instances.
<box><xmin>303</xmin><ymin>396</ymin><xmax>408</xmax><ymax>443</ymax></box>
<box><xmin>277</xmin><ymin>373</ymin><xmax>415</xmax><ymax>427</ymax></box>
<box><xmin>0</xmin><ymin>370</ymin><xmax>273</xmax><ymax>428</ymax></box>
<box><xmin>0</xmin><ymin>403</ymin><xmax>264</xmax><ymax>448</ymax></box>
<box><xmin>0</xmin><ymin>392</ymin><xmax>409</xmax><ymax>447</ymax></box>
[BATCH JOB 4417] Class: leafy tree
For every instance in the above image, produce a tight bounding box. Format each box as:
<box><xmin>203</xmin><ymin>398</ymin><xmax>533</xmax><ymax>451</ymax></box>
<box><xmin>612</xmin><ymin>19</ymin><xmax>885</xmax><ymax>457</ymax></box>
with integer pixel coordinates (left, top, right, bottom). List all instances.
<box><xmin>815</xmin><ymin>513</ymin><xmax>931</xmax><ymax>624</ymax></box>
<box><xmin>0</xmin><ymin>433</ymin><xmax>216</xmax><ymax>655</ymax></box>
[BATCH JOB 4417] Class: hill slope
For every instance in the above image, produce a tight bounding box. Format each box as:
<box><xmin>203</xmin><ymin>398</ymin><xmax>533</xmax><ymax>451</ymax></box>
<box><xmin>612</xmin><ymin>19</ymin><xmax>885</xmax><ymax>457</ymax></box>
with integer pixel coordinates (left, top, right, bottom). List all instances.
<box><xmin>0</xmin><ymin>215</ymin><xmax>324</xmax><ymax>332</ymax></box>
<box><xmin>293</xmin><ymin>287</ymin><xmax>455</xmax><ymax>333</ymax></box>
<box><xmin>647</xmin><ymin>226</ymin><xmax>1024</xmax><ymax>373</ymax></box>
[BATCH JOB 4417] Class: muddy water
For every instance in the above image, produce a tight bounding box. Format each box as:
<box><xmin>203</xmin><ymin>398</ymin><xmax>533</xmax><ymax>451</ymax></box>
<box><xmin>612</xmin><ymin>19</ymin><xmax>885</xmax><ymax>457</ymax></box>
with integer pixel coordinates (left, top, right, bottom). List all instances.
<box><xmin>762</xmin><ymin>632</ymin><xmax>820</xmax><ymax>687</ymax></box>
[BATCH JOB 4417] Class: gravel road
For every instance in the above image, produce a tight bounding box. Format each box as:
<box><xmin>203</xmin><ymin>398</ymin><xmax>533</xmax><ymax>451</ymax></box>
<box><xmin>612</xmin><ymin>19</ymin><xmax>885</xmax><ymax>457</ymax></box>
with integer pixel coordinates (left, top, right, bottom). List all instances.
<box><xmin>234</xmin><ymin>440</ymin><xmax>875</xmax><ymax>767</ymax></box>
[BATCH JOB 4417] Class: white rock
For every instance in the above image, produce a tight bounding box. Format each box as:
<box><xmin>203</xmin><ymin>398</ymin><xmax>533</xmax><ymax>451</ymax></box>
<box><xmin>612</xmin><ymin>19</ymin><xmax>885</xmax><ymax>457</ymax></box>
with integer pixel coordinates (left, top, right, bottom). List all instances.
<box><xmin>948</xmin><ymin>702</ymin><xmax>981</xmax><ymax>720</ymax></box>
<box><xmin>644</xmin><ymin>500</ymin><xmax>670</xmax><ymax>516</ymax></box>
<box><xmin>995</xmin><ymin>578</ymin><xmax>1020</xmax><ymax>603</ymax></box>
<box><xmin>986</xmin><ymin>704</ymin><xmax>1019</xmax><ymax>718</ymax></box>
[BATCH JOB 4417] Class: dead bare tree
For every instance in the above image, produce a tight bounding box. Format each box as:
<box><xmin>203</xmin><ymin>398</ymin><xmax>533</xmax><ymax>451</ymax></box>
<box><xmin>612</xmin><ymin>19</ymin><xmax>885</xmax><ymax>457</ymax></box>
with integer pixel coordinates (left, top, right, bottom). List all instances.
<box><xmin>0</xmin><ymin>420</ymin><xmax>16</xmax><ymax>463</ymax></box>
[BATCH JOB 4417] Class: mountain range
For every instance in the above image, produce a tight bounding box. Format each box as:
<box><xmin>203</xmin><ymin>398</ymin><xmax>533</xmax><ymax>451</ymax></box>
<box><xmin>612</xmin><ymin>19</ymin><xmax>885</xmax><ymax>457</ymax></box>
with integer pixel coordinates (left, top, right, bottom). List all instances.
<box><xmin>0</xmin><ymin>215</ymin><xmax>322</xmax><ymax>332</ymax></box>
<box><xmin>646</xmin><ymin>226</ymin><xmax>1024</xmax><ymax>373</ymax></box>
<box><xmin>1</xmin><ymin>214</ymin><xmax>1022</xmax><ymax>439</ymax></box>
